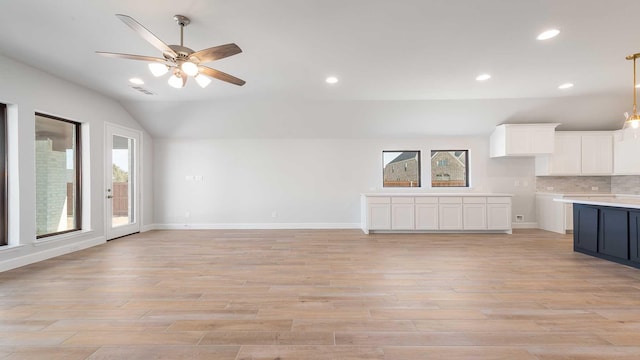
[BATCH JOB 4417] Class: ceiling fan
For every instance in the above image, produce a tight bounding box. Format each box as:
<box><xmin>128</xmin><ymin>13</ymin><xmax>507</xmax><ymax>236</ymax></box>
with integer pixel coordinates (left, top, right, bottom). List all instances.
<box><xmin>97</xmin><ymin>14</ymin><xmax>245</xmax><ymax>88</ymax></box>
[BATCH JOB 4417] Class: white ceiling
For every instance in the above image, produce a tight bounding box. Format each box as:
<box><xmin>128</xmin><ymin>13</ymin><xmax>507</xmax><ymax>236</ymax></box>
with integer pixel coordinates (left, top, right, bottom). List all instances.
<box><xmin>1</xmin><ymin>0</ymin><xmax>639</xmax><ymax>138</ymax></box>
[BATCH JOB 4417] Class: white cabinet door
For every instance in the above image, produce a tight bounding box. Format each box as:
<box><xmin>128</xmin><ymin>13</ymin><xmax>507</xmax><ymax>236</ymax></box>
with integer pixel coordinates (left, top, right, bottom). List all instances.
<box><xmin>368</xmin><ymin>204</ymin><xmax>391</xmax><ymax>230</ymax></box>
<box><xmin>487</xmin><ymin>204</ymin><xmax>511</xmax><ymax>230</ymax></box>
<box><xmin>463</xmin><ymin>204</ymin><xmax>487</xmax><ymax>230</ymax></box>
<box><xmin>391</xmin><ymin>204</ymin><xmax>415</xmax><ymax>229</ymax></box>
<box><xmin>581</xmin><ymin>134</ymin><xmax>613</xmax><ymax>175</ymax></box>
<box><xmin>415</xmin><ymin>204</ymin><xmax>438</xmax><ymax>230</ymax></box>
<box><xmin>551</xmin><ymin>133</ymin><xmax>582</xmax><ymax>174</ymax></box>
<box><xmin>613</xmin><ymin>130</ymin><xmax>640</xmax><ymax>174</ymax></box>
<box><xmin>531</xmin><ymin>127</ymin><xmax>556</xmax><ymax>154</ymax></box>
<box><xmin>535</xmin><ymin>133</ymin><xmax>581</xmax><ymax>175</ymax></box>
<box><xmin>367</xmin><ymin>197</ymin><xmax>391</xmax><ymax>230</ymax></box>
<box><xmin>505</xmin><ymin>126</ymin><xmax>532</xmax><ymax>155</ymax></box>
<box><xmin>439</xmin><ymin>204</ymin><xmax>463</xmax><ymax>230</ymax></box>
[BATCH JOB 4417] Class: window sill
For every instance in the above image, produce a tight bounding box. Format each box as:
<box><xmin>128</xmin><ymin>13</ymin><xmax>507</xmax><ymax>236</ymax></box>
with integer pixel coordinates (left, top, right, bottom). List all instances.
<box><xmin>33</xmin><ymin>229</ymin><xmax>94</xmax><ymax>246</ymax></box>
<box><xmin>0</xmin><ymin>244</ymin><xmax>25</xmax><ymax>253</ymax></box>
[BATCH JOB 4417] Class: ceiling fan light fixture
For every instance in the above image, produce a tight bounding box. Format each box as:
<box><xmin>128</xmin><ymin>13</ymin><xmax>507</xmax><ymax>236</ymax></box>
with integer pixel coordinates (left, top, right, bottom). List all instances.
<box><xmin>195</xmin><ymin>74</ymin><xmax>212</xmax><ymax>88</ymax></box>
<box><xmin>148</xmin><ymin>63</ymin><xmax>169</xmax><ymax>77</ymax></box>
<box><xmin>168</xmin><ymin>71</ymin><xmax>185</xmax><ymax>88</ymax></box>
<box><xmin>181</xmin><ymin>61</ymin><xmax>199</xmax><ymax>77</ymax></box>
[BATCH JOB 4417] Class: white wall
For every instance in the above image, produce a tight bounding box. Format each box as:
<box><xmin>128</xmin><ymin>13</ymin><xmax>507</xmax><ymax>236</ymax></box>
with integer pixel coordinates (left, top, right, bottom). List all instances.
<box><xmin>0</xmin><ymin>54</ymin><xmax>153</xmax><ymax>271</ymax></box>
<box><xmin>153</xmin><ymin>136</ymin><xmax>536</xmax><ymax>228</ymax></box>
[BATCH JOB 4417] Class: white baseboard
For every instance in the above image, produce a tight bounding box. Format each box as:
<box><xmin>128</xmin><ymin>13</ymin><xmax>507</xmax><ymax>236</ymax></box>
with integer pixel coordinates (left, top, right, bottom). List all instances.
<box><xmin>0</xmin><ymin>235</ymin><xmax>105</xmax><ymax>272</ymax></box>
<box><xmin>141</xmin><ymin>224</ymin><xmax>156</xmax><ymax>232</ymax></box>
<box><xmin>511</xmin><ymin>222</ymin><xmax>538</xmax><ymax>229</ymax></box>
<box><xmin>152</xmin><ymin>223</ymin><xmax>361</xmax><ymax>230</ymax></box>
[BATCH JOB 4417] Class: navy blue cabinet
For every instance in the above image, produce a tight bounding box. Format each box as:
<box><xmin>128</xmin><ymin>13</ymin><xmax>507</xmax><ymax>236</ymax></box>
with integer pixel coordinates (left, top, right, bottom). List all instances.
<box><xmin>598</xmin><ymin>208</ymin><xmax>629</xmax><ymax>260</ymax></box>
<box><xmin>630</xmin><ymin>211</ymin><xmax>640</xmax><ymax>264</ymax></box>
<box><xmin>573</xmin><ymin>204</ymin><xmax>598</xmax><ymax>253</ymax></box>
<box><xmin>573</xmin><ymin>204</ymin><xmax>638</xmax><ymax>269</ymax></box>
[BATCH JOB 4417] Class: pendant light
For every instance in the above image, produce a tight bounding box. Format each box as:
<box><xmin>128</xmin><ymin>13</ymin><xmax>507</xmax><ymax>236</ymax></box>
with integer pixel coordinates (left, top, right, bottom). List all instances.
<box><xmin>623</xmin><ymin>53</ymin><xmax>640</xmax><ymax>130</ymax></box>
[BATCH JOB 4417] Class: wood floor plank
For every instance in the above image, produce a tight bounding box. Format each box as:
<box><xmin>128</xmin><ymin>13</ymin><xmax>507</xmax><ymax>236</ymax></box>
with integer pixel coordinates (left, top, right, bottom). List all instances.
<box><xmin>0</xmin><ymin>229</ymin><xmax>639</xmax><ymax>358</ymax></box>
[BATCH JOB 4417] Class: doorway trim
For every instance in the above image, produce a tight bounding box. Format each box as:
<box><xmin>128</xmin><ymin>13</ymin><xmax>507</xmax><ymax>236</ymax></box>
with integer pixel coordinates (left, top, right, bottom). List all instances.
<box><xmin>105</xmin><ymin>122</ymin><xmax>142</xmax><ymax>240</ymax></box>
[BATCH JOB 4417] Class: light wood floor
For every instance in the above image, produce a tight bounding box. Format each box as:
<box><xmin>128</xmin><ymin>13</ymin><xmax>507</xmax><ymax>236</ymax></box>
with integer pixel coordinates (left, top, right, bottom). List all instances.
<box><xmin>2</xmin><ymin>229</ymin><xmax>640</xmax><ymax>359</ymax></box>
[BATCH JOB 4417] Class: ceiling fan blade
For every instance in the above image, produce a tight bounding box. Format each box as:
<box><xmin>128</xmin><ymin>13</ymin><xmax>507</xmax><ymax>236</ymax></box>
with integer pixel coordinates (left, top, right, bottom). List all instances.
<box><xmin>199</xmin><ymin>66</ymin><xmax>246</xmax><ymax>86</ymax></box>
<box><xmin>96</xmin><ymin>51</ymin><xmax>169</xmax><ymax>63</ymax></box>
<box><xmin>191</xmin><ymin>43</ymin><xmax>242</xmax><ymax>63</ymax></box>
<box><xmin>115</xmin><ymin>14</ymin><xmax>177</xmax><ymax>58</ymax></box>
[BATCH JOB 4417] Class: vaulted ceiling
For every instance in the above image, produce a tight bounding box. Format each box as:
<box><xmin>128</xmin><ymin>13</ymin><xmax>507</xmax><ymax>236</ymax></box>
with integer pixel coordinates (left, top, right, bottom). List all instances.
<box><xmin>1</xmin><ymin>0</ymin><xmax>638</xmax><ymax>138</ymax></box>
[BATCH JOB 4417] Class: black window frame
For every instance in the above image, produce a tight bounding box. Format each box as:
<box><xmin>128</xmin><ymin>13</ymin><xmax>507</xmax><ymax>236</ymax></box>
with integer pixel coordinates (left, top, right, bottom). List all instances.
<box><xmin>0</xmin><ymin>104</ymin><xmax>6</xmax><ymax>246</ymax></box>
<box><xmin>35</xmin><ymin>113</ymin><xmax>82</xmax><ymax>239</ymax></box>
<box><xmin>430</xmin><ymin>150</ymin><xmax>470</xmax><ymax>188</ymax></box>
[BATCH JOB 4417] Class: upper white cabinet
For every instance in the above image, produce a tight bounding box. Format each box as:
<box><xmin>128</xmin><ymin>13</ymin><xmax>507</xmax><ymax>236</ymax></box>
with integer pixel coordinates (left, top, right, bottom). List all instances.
<box><xmin>490</xmin><ymin>123</ymin><xmax>560</xmax><ymax>158</ymax></box>
<box><xmin>613</xmin><ymin>130</ymin><xmax>640</xmax><ymax>175</ymax></box>
<box><xmin>535</xmin><ymin>131</ymin><xmax>613</xmax><ymax>176</ymax></box>
<box><xmin>534</xmin><ymin>132</ymin><xmax>582</xmax><ymax>175</ymax></box>
<box><xmin>581</xmin><ymin>134</ymin><xmax>613</xmax><ymax>175</ymax></box>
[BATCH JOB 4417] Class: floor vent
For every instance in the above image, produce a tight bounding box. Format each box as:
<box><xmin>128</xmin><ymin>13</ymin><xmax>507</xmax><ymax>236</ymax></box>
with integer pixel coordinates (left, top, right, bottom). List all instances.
<box><xmin>130</xmin><ymin>85</ymin><xmax>155</xmax><ymax>95</ymax></box>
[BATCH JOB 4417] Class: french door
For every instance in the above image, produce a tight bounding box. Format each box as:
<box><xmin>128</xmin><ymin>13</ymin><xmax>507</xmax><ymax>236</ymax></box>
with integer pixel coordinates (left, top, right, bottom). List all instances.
<box><xmin>105</xmin><ymin>123</ymin><xmax>140</xmax><ymax>240</ymax></box>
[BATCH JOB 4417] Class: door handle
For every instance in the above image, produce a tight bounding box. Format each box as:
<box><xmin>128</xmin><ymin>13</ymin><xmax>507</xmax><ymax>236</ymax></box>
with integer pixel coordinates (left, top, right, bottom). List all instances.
<box><xmin>106</xmin><ymin>195</ymin><xmax>113</xmax><ymax>199</ymax></box>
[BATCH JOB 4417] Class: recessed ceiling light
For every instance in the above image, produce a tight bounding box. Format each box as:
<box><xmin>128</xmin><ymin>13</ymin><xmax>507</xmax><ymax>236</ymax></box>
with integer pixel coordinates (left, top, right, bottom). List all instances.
<box><xmin>537</xmin><ymin>29</ymin><xmax>560</xmax><ymax>40</ymax></box>
<box><xmin>325</xmin><ymin>76</ymin><xmax>339</xmax><ymax>84</ymax></box>
<box><xmin>129</xmin><ymin>77</ymin><xmax>144</xmax><ymax>85</ymax></box>
<box><xmin>636</xmin><ymin>83</ymin><xmax>640</xmax><ymax>88</ymax></box>
<box><xmin>558</xmin><ymin>83</ymin><xmax>574</xmax><ymax>89</ymax></box>
<box><xmin>475</xmin><ymin>74</ymin><xmax>491</xmax><ymax>81</ymax></box>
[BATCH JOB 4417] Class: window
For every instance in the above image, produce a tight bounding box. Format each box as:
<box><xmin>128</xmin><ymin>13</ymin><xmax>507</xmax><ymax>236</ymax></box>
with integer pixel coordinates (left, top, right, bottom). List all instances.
<box><xmin>35</xmin><ymin>113</ymin><xmax>82</xmax><ymax>238</ymax></box>
<box><xmin>383</xmin><ymin>151</ymin><xmax>420</xmax><ymax>187</ymax></box>
<box><xmin>431</xmin><ymin>150</ymin><xmax>469</xmax><ymax>187</ymax></box>
<box><xmin>0</xmin><ymin>104</ymin><xmax>6</xmax><ymax>246</ymax></box>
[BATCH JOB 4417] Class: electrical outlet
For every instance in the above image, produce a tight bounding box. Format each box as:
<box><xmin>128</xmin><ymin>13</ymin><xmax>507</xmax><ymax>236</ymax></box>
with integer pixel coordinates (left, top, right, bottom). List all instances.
<box><xmin>546</xmin><ymin>186</ymin><xmax>554</xmax><ymax>191</ymax></box>
<box><xmin>515</xmin><ymin>215</ymin><xmax>524</xmax><ymax>222</ymax></box>
<box><xmin>271</xmin><ymin>211</ymin><xmax>277</xmax><ymax>218</ymax></box>
<box><xmin>592</xmin><ymin>186</ymin><xmax>599</xmax><ymax>191</ymax></box>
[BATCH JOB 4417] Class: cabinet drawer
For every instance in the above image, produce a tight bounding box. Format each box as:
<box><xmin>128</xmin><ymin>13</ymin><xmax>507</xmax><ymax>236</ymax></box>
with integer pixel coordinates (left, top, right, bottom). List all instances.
<box><xmin>392</xmin><ymin>197</ymin><xmax>414</xmax><ymax>204</ymax></box>
<box><xmin>438</xmin><ymin>197</ymin><xmax>462</xmax><ymax>204</ymax></box>
<box><xmin>415</xmin><ymin>197</ymin><xmax>438</xmax><ymax>204</ymax></box>
<box><xmin>368</xmin><ymin>197</ymin><xmax>390</xmax><ymax>204</ymax></box>
<box><xmin>463</xmin><ymin>197</ymin><xmax>487</xmax><ymax>204</ymax></box>
<box><xmin>487</xmin><ymin>197</ymin><xmax>511</xmax><ymax>204</ymax></box>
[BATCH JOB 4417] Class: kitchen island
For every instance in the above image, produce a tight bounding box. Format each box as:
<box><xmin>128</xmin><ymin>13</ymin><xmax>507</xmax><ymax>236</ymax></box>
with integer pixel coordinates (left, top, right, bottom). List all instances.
<box><xmin>555</xmin><ymin>197</ymin><xmax>640</xmax><ymax>269</ymax></box>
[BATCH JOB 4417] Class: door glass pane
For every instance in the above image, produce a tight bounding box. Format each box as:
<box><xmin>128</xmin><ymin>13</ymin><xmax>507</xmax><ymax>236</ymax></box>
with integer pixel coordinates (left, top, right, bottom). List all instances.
<box><xmin>112</xmin><ymin>135</ymin><xmax>134</xmax><ymax>227</ymax></box>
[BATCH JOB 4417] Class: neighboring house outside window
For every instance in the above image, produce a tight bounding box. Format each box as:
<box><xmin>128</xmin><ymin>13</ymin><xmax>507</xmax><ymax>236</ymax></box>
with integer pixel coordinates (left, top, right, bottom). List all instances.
<box><xmin>431</xmin><ymin>150</ymin><xmax>469</xmax><ymax>187</ymax></box>
<box><xmin>383</xmin><ymin>151</ymin><xmax>421</xmax><ymax>187</ymax></box>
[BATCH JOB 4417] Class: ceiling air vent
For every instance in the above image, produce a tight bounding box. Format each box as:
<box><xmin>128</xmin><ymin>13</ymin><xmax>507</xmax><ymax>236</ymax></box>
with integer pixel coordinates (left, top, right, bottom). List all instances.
<box><xmin>129</xmin><ymin>85</ymin><xmax>155</xmax><ymax>95</ymax></box>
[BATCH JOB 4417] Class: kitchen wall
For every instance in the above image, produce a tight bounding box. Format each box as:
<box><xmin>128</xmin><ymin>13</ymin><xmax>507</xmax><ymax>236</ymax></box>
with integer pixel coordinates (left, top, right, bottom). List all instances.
<box><xmin>153</xmin><ymin>137</ymin><xmax>538</xmax><ymax>229</ymax></box>
<box><xmin>0</xmin><ymin>54</ymin><xmax>154</xmax><ymax>271</ymax></box>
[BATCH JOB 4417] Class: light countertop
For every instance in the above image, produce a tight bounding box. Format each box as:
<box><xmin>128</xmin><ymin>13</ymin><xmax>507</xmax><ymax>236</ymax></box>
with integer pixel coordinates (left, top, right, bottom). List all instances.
<box><xmin>362</xmin><ymin>193</ymin><xmax>513</xmax><ymax>197</ymax></box>
<box><xmin>554</xmin><ymin>197</ymin><xmax>640</xmax><ymax>209</ymax></box>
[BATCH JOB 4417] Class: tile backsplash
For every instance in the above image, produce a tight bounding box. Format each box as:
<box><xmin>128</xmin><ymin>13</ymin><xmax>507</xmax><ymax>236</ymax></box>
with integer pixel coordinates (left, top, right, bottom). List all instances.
<box><xmin>536</xmin><ymin>176</ymin><xmax>640</xmax><ymax>194</ymax></box>
<box><xmin>535</xmin><ymin>176</ymin><xmax>611</xmax><ymax>193</ymax></box>
<box><xmin>611</xmin><ymin>176</ymin><xmax>640</xmax><ymax>195</ymax></box>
